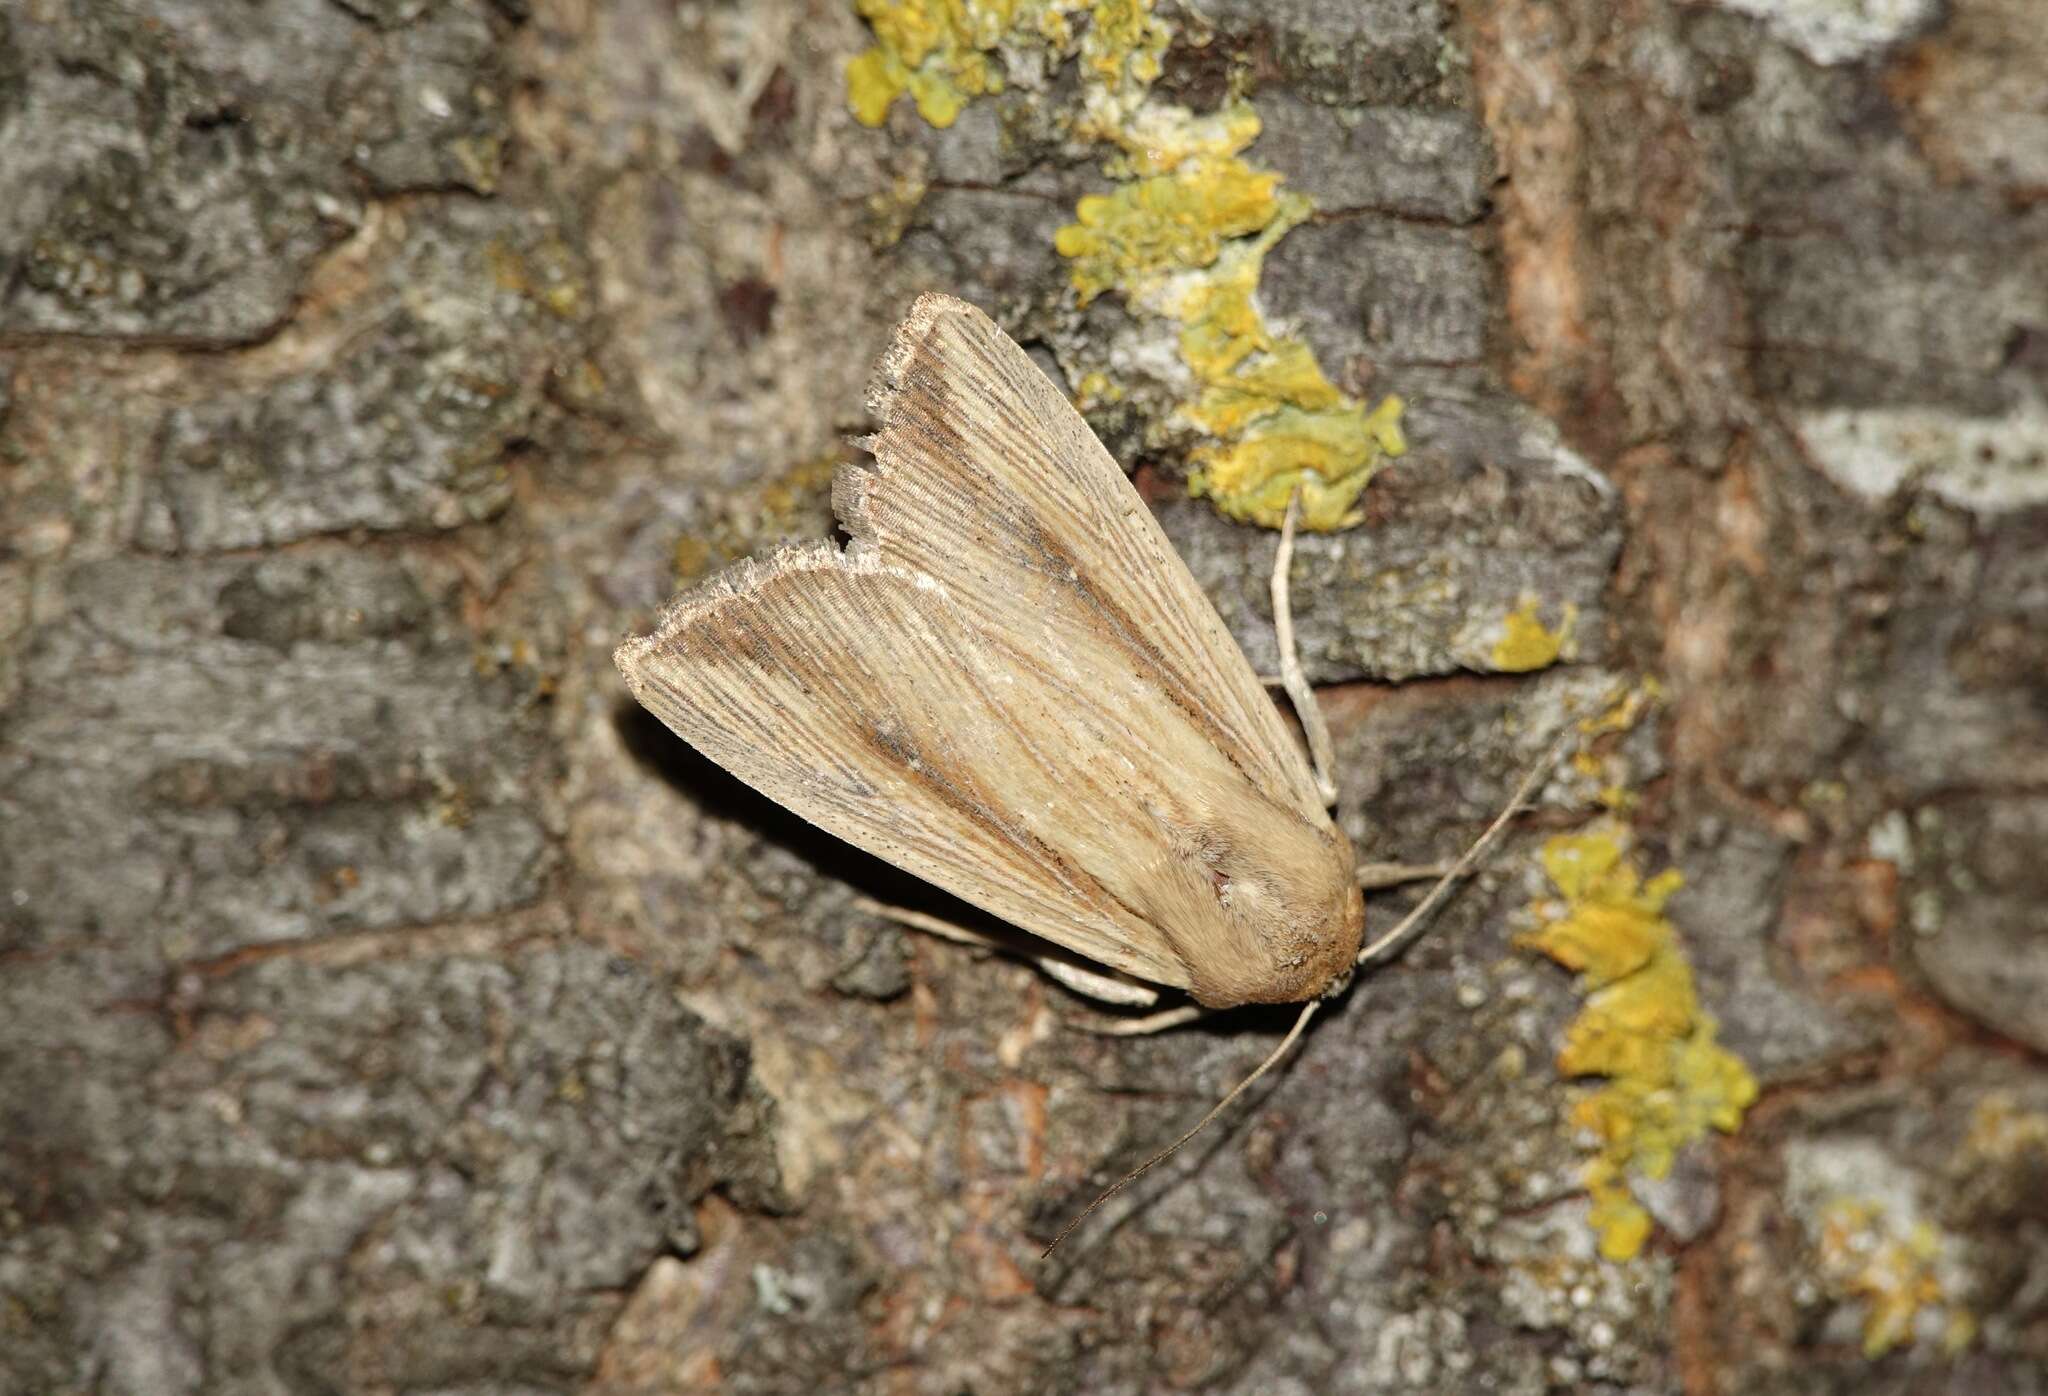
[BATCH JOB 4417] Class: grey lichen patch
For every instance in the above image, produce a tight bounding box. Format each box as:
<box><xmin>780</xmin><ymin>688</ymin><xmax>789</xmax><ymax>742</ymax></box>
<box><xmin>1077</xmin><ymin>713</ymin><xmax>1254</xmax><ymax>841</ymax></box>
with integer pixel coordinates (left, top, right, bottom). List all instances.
<box><xmin>130</xmin><ymin>201</ymin><xmax>592</xmax><ymax>553</ymax></box>
<box><xmin>1481</xmin><ymin>1204</ymin><xmax>1675</xmax><ymax>1384</ymax></box>
<box><xmin>1406</xmin><ymin>996</ymin><xmax>1678</xmax><ymax>1390</ymax></box>
<box><xmin>1728</xmin><ymin>1064</ymin><xmax>2048</xmax><ymax>1367</ymax></box>
<box><xmin>1197</xmin><ymin>0</ymin><xmax>1466</xmax><ymax>108</ymax></box>
<box><xmin>1715</xmin><ymin>1065</ymin><xmax>2048</xmax><ymax>1377</ymax></box>
<box><xmin>1159</xmin><ymin>380</ymin><xmax>1620</xmax><ymax>683</ymax></box>
<box><xmin>331</xmin><ymin>1</ymin><xmax>513</xmax><ymax>194</ymax></box>
<box><xmin>1897</xmin><ymin>795</ymin><xmax>2048</xmax><ymax>1053</ymax></box>
<box><xmin>0</xmin><ymin>0</ymin><xmax>518</xmax><ymax>342</ymax></box>
<box><xmin>1726</xmin><ymin>47</ymin><xmax>2048</xmax><ymax>420</ymax></box>
<box><xmin>896</xmin><ymin>187</ymin><xmax>1073</xmax><ymax>324</ymax></box>
<box><xmin>1782</xmin><ymin>1134</ymin><xmax>1970</xmax><ymax>1355</ymax></box>
<box><xmin>0</xmin><ymin>551</ymin><xmax>556</xmax><ymax>961</ymax></box>
<box><xmin>1263</xmin><ymin>219</ymin><xmax>1494</xmax><ymax>370</ymax></box>
<box><xmin>0</xmin><ymin>942</ymin><xmax>783</xmax><ymax>1395</ymax></box>
<box><xmin>1327</xmin><ymin>667</ymin><xmax>1629</xmax><ymax>856</ymax></box>
<box><xmin>1251</xmin><ymin>94</ymin><xmax>1493</xmax><ymax>223</ymax></box>
<box><xmin>1667</xmin><ymin>821</ymin><xmax>1875</xmax><ymax>1077</ymax></box>
<box><xmin>1891</xmin><ymin>0</ymin><xmax>2048</xmax><ymax>197</ymax></box>
<box><xmin>1865</xmin><ymin>512</ymin><xmax>2048</xmax><ymax>797</ymax></box>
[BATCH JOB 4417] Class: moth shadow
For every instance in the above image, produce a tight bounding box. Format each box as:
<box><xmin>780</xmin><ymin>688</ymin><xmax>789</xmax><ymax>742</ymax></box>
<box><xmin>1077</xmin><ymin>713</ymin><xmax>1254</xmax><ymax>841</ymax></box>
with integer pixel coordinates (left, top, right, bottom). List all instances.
<box><xmin>612</xmin><ymin>700</ymin><xmax>1206</xmax><ymax>1021</ymax></box>
<box><xmin>619</xmin><ymin>702</ymin><xmax>1323</xmax><ymax>1263</ymax></box>
<box><xmin>614</xmin><ymin>701</ymin><xmax>942</xmax><ymax>907</ymax></box>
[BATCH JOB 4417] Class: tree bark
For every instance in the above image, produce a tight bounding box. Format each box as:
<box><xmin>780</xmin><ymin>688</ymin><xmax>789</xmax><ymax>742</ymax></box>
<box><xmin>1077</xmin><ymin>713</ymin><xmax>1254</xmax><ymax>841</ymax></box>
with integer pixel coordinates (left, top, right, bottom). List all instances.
<box><xmin>3</xmin><ymin>0</ymin><xmax>2044</xmax><ymax>1392</ymax></box>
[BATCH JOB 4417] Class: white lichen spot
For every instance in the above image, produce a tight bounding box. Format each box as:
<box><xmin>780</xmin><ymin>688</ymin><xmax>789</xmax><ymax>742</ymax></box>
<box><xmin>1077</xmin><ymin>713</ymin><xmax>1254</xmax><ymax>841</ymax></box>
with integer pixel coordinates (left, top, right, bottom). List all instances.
<box><xmin>1366</xmin><ymin>1307</ymin><xmax>1472</xmax><ymax>1387</ymax></box>
<box><xmin>1867</xmin><ymin>809</ymin><xmax>1913</xmax><ymax>872</ymax></box>
<box><xmin>1706</xmin><ymin>0</ymin><xmax>1941</xmax><ymax>67</ymax></box>
<box><xmin>752</xmin><ymin>1263</ymin><xmax>796</xmax><ymax>1315</ymax></box>
<box><xmin>1909</xmin><ymin>886</ymin><xmax>1944</xmax><ymax>937</ymax></box>
<box><xmin>1330</xmin><ymin>1215</ymin><xmax>1373</xmax><ymax>1253</ymax></box>
<box><xmin>1797</xmin><ymin>400</ymin><xmax>2048</xmax><ymax>514</ymax></box>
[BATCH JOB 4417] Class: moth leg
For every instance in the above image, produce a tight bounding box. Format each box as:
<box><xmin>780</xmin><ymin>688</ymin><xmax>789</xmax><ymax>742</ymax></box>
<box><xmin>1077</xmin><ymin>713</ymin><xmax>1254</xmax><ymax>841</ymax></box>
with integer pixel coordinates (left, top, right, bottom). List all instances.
<box><xmin>1353</xmin><ymin>725</ymin><xmax>1577</xmax><ymax>969</ymax></box>
<box><xmin>851</xmin><ymin>897</ymin><xmax>1160</xmax><ymax>1008</ymax></box>
<box><xmin>1037</xmin><ymin>960</ymin><xmax>1161</xmax><ymax>1008</ymax></box>
<box><xmin>1079</xmin><ymin>1004</ymin><xmax>1208</xmax><ymax>1036</ymax></box>
<box><xmin>1272</xmin><ymin>488</ymin><xmax>1340</xmax><ymax>808</ymax></box>
<box><xmin>1356</xmin><ymin>859</ymin><xmax>1456</xmax><ymax>890</ymax></box>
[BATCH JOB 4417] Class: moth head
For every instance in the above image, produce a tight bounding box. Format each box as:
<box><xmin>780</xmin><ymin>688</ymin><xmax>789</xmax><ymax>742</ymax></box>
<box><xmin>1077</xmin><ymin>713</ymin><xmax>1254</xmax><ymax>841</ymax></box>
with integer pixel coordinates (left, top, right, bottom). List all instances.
<box><xmin>1172</xmin><ymin>809</ymin><xmax>1364</xmax><ymax>1009</ymax></box>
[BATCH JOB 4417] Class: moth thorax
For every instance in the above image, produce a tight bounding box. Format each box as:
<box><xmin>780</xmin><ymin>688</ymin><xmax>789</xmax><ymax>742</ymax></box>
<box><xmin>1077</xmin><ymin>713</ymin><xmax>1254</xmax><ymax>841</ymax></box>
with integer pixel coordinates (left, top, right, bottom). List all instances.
<box><xmin>1186</xmin><ymin>821</ymin><xmax>1363</xmax><ymax>1009</ymax></box>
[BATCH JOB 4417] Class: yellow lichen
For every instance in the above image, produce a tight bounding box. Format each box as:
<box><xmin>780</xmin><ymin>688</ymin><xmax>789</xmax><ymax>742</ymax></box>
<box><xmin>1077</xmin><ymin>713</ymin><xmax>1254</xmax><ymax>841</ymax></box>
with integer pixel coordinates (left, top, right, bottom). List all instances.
<box><xmin>1072</xmin><ymin>369</ymin><xmax>1123</xmax><ymax>408</ymax></box>
<box><xmin>1579</xmin><ymin>677</ymin><xmax>1664</xmax><ymax>737</ymax></box>
<box><xmin>1053</xmin><ymin>96</ymin><xmax>1405</xmax><ymax>530</ymax></box>
<box><xmin>847</xmin><ymin>0</ymin><xmax>1405</xmax><ymax>530</ymax></box>
<box><xmin>1092</xmin><ymin>100</ymin><xmax>1261</xmax><ymax>178</ymax></box>
<box><xmin>1522</xmin><ymin>827</ymin><xmax>1758</xmax><ymax>1261</ymax></box>
<box><xmin>848</xmin><ymin>0</ymin><xmax>1086</xmax><ymax>128</ymax></box>
<box><xmin>1053</xmin><ymin>154</ymin><xmax>1282</xmax><ymax>303</ymax></box>
<box><xmin>1166</xmin><ymin>215</ymin><xmax>1406</xmax><ymax>529</ymax></box>
<box><xmin>1491</xmin><ymin>597</ymin><xmax>1578</xmax><ymax>673</ymax></box>
<box><xmin>1076</xmin><ymin>0</ymin><xmax>1168</xmax><ymax>96</ymax></box>
<box><xmin>485</xmin><ymin>235</ymin><xmax>586</xmax><ymax>320</ymax></box>
<box><xmin>1566</xmin><ymin>678</ymin><xmax>1663</xmax><ymax>812</ymax></box>
<box><xmin>1594</xmin><ymin>784</ymin><xmax>1637</xmax><ymax>812</ymax></box>
<box><xmin>431</xmin><ymin>772</ymin><xmax>475</xmax><ymax>830</ymax></box>
<box><xmin>1816</xmin><ymin>1199</ymin><xmax>1954</xmax><ymax>1357</ymax></box>
<box><xmin>473</xmin><ymin>632</ymin><xmax>559</xmax><ymax>703</ymax></box>
<box><xmin>1963</xmin><ymin>1091</ymin><xmax>2048</xmax><ymax>1162</ymax></box>
<box><xmin>865</xmin><ymin>167</ymin><xmax>933</xmax><ymax>250</ymax></box>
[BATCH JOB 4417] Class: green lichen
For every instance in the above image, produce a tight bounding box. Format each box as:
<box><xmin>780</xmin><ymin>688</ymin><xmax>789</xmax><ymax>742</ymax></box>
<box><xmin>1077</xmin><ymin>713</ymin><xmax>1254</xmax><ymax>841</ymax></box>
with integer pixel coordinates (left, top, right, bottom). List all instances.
<box><xmin>847</xmin><ymin>0</ymin><xmax>1405</xmax><ymax>530</ymax></box>
<box><xmin>1522</xmin><ymin>828</ymin><xmax>1759</xmax><ymax>1262</ymax></box>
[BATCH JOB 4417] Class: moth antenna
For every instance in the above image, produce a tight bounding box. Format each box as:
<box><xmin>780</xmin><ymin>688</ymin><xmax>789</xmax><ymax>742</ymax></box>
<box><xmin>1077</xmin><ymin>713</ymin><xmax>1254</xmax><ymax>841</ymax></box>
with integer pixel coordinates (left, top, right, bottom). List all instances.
<box><xmin>1272</xmin><ymin>488</ymin><xmax>1339</xmax><ymax>807</ymax></box>
<box><xmin>1041</xmin><ymin>999</ymin><xmax>1321</xmax><ymax>1259</ymax></box>
<box><xmin>1353</xmin><ymin>721</ymin><xmax>1578</xmax><ymax>968</ymax></box>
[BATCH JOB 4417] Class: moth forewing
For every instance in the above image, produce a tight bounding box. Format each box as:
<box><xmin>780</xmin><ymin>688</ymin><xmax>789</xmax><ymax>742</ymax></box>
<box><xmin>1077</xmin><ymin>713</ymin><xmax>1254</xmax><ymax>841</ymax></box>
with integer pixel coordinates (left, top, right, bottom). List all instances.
<box><xmin>616</xmin><ymin>541</ymin><xmax>1196</xmax><ymax>992</ymax></box>
<box><xmin>615</xmin><ymin>293</ymin><xmax>1364</xmax><ymax>1008</ymax></box>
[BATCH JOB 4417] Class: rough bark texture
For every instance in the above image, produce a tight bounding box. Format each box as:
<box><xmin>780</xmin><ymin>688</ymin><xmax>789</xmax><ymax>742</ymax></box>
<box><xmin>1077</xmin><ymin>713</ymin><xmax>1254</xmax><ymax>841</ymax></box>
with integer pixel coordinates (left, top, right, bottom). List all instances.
<box><xmin>3</xmin><ymin>1</ymin><xmax>2045</xmax><ymax>1393</ymax></box>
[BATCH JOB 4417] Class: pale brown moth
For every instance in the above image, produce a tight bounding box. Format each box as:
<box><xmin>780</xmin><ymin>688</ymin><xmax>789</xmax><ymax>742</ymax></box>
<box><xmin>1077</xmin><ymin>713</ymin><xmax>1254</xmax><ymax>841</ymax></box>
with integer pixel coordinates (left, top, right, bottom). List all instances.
<box><xmin>616</xmin><ymin>293</ymin><xmax>1560</xmax><ymax>1251</ymax></box>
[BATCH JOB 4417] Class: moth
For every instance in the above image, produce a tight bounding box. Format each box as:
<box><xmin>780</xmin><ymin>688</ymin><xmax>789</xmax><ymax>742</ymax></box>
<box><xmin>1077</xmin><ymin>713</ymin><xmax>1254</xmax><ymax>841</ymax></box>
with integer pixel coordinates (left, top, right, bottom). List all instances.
<box><xmin>617</xmin><ymin>294</ymin><xmax>1556</xmax><ymax>1248</ymax></box>
<box><xmin>617</xmin><ymin>293</ymin><xmax>1364</xmax><ymax>1010</ymax></box>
